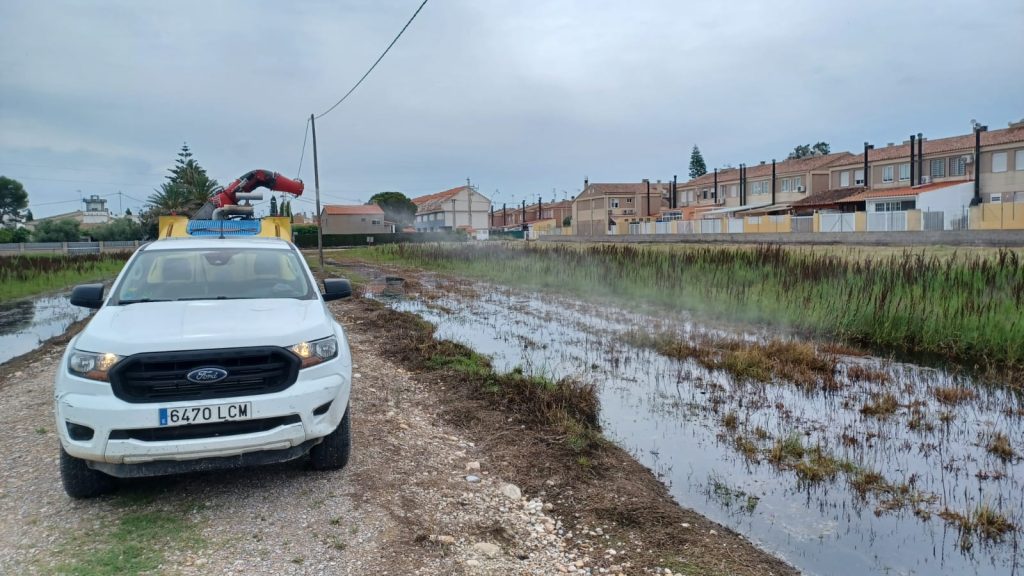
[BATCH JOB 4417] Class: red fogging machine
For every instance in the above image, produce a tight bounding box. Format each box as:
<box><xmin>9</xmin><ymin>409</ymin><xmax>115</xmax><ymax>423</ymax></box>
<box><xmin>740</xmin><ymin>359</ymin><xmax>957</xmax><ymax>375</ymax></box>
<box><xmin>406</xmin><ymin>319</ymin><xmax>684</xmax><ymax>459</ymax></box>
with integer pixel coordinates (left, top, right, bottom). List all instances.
<box><xmin>192</xmin><ymin>169</ymin><xmax>304</xmax><ymax>220</ymax></box>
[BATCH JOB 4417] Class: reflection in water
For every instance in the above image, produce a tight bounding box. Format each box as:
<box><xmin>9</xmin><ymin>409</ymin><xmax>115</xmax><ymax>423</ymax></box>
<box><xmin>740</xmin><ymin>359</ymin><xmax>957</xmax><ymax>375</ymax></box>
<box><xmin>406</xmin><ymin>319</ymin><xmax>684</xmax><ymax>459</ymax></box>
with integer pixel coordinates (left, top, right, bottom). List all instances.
<box><xmin>0</xmin><ymin>294</ymin><xmax>91</xmax><ymax>365</ymax></box>
<box><xmin>367</xmin><ymin>274</ymin><xmax>1022</xmax><ymax>576</ymax></box>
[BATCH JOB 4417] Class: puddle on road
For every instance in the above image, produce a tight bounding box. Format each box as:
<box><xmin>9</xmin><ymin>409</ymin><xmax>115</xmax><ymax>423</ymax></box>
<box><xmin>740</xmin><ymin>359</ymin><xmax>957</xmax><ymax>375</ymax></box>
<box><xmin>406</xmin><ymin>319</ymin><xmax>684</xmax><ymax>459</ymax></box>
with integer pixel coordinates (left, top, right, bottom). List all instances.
<box><xmin>365</xmin><ymin>273</ymin><xmax>1023</xmax><ymax>576</ymax></box>
<box><xmin>0</xmin><ymin>293</ymin><xmax>90</xmax><ymax>365</ymax></box>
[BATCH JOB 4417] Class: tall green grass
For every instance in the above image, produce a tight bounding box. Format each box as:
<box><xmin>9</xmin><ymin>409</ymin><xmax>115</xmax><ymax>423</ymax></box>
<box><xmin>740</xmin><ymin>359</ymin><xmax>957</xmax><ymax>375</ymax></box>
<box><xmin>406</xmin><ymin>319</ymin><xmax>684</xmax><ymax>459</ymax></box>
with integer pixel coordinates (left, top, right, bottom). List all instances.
<box><xmin>344</xmin><ymin>243</ymin><xmax>1024</xmax><ymax>369</ymax></box>
<box><xmin>0</xmin><ymin>253</ymin><xmax>130</xmax><ymax>301</ymax></box>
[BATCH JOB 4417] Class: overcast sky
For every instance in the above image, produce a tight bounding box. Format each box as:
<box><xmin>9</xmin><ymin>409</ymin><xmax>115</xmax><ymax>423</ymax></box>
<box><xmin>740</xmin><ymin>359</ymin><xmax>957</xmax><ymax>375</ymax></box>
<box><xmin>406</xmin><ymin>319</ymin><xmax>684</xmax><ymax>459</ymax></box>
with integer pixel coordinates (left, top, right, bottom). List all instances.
<box><xmin>1</xmin><ymin>0</ymin><xmax>1022</xmax><ymax>218</ymax></box>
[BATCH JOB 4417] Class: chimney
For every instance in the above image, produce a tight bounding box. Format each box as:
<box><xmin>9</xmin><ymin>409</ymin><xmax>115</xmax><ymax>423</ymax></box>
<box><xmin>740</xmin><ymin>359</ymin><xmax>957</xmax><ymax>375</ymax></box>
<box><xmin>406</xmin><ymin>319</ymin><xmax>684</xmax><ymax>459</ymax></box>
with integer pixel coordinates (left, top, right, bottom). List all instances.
<box><xmin>584</xmin><ymin>177</ymin><xmax>589</xmax><ymax>190</ymax></box>
<box><xmin>973</xmin><ymin>124</ymin><xmax>987</xmax><ymax>204</ymax></box>
<box><xmin>910</xmin><ymin>134</ymin><xmax>916</xmax><ymax>186</ymax></box>
<box><xmin>917</xmin><ymin>133</ymin><xmax>924</xmax><ymax>185</ymax></box>
<box><xmin>643</xmin><ymin>178</ymin><xmax>651</xmax><ymax>217</ymax></box>
<box><xmin>863</xmin><ymin>142</ymin><xmax>873</xmax><ymax>190</ymax></box>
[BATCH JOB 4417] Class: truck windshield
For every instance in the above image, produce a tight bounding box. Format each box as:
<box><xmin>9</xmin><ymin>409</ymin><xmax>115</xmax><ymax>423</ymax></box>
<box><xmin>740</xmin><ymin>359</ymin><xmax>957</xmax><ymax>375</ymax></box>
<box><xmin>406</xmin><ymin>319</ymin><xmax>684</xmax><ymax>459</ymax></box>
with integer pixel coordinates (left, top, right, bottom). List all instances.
<box><xmin>111</xmin><ymin>248</ymin><xmax>314</xmax><ymax>304</ymax></box>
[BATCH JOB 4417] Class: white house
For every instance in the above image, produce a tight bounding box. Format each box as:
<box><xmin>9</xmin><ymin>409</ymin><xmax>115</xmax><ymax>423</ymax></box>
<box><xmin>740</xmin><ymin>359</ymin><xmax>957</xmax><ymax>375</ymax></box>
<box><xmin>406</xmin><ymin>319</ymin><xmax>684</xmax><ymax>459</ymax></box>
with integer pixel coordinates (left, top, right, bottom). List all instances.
<box><xmin>412</xmin><ymin>185</ymin><xmax>491</xmax><ymax>232</ymax></box>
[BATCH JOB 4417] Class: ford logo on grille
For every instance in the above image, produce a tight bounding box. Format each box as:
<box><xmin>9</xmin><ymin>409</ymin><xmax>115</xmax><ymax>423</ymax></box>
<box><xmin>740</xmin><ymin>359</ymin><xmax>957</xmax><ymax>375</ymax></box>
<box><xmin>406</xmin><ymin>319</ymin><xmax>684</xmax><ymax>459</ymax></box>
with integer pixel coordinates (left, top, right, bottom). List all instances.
<box><xmin>185</xmin><ymin>367</ymin><xmax>229</xmax><ymax>384</ymax></box>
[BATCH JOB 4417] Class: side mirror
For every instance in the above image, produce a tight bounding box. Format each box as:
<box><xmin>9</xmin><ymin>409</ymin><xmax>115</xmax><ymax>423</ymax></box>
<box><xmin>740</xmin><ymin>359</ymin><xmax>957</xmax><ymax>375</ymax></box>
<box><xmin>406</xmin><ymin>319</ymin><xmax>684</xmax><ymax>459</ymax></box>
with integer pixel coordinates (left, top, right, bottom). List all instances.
<box><xmin>70</xmin><ymin>283</ymin><xmax>105</xmax><ymax>309</ymax></box>
<box><xmin>322</xmin><ymin>278</ymin><xmax>352</xmax><ymax>301</ymax></box>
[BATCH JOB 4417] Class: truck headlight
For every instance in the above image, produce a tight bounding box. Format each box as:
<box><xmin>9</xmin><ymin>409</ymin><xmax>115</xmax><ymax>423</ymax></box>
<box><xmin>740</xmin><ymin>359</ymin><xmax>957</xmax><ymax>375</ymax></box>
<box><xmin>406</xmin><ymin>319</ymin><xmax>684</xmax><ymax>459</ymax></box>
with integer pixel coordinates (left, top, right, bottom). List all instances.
<box><xmin>68</xmin><ymin>350</ymin><xmax>121</xmax><ymax>381</ymax></box>
<box><xmin>290</xmin><ymin>336</ymin><xmax>338</xmax><ymax>368</ymax></box>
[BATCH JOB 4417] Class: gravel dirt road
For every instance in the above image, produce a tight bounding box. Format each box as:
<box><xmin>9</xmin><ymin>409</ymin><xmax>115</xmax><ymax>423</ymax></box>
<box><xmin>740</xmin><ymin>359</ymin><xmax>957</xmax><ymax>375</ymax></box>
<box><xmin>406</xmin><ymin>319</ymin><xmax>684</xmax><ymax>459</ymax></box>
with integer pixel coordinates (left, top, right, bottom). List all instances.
<box><xmin>0</xmin><ymin>294</ymin><xmax>794</xmax><ymax>576</ymax></box>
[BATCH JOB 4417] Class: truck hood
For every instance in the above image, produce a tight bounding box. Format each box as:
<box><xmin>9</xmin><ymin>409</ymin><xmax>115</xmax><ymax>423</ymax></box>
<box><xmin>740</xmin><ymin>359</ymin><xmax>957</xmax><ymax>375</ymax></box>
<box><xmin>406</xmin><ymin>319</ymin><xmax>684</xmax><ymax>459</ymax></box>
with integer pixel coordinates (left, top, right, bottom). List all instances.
<box><xmin>74</xmin><ymin>299</ymin><xmax>333</xmax><ymax>355</ymax></box>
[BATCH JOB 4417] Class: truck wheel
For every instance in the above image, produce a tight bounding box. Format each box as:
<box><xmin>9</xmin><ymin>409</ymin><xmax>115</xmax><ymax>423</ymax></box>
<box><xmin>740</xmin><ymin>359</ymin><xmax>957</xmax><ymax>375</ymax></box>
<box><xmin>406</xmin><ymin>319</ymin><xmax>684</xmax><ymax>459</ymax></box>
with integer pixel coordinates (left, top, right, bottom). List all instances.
<box><xmin>310</xmin><ymin>405</ymin><xmax>351</xmax><ymax>471</ymax></box>
<box><xmin>60</xmin><ymin>446</ymin><xmax>115</xmax><ymax>499</ymax></box>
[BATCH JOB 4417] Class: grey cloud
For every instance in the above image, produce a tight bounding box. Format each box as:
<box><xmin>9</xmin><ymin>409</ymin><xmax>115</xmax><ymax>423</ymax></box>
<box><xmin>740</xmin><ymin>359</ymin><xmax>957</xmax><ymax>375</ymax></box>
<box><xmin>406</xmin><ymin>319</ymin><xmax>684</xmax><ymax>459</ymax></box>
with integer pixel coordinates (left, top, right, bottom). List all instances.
<box><xmin>1</xmin><ymin>0</ymin><xmax>1021</xmax><ymax>217</ymax></box>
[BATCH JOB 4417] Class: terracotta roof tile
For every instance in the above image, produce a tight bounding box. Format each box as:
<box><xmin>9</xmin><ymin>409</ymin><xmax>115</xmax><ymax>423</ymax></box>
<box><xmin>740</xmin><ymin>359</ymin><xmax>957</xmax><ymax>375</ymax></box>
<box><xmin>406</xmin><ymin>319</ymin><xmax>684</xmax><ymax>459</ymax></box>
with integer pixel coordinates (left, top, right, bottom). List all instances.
<box><xmin>411</xmin><ymin>186</ymin><xmax>470</xmax><ymax>214</ymax></box>
<box><xmin>837</xmin><ymin>181</ymin><xmax>965</xmax><ymax>202</ymax></box>
<box><xmin>791</xmin><ymin>187</ymin><xmax>865</xmax><ymax>208</ymax></box>
<box><xmin>679</xmin><ymin>152</ymin><xmax>853</xmax><ymax>187</ymax></box>
<box><xmin>832</xmin><ymin>125</ymin><xmax>1024</xmax><ymax>167</ymax></box>
<box><xmin>322</xmin><ymin>204</ymin><xmax>385</xmax><ymax>216</ymax></box>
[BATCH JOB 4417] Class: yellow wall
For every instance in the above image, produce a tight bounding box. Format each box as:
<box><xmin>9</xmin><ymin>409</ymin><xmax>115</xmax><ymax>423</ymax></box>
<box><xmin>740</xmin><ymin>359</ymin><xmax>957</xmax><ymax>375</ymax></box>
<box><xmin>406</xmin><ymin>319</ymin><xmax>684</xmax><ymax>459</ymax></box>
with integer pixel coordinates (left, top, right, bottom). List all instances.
<box><xmin>906</xmin><ymin>210</ymin><xmax>922</xmax><ymax>231</ymax></box>
<box><xmin>970</xmin><ymin>203</ymin><xmax>1024</xmax><ymax>230</ymax></box>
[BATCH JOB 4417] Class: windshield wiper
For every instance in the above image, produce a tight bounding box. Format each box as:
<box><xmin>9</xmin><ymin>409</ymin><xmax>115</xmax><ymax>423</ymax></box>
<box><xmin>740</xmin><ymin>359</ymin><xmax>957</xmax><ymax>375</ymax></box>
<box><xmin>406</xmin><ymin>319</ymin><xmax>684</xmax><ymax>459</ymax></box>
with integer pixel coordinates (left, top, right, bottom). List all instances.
<box><xmin>117</xmin><ymin>298</ymin><xmax>171</xmax><ymax>305</ymax></box>
<box><xmin>176</xmin><ymin>296</ymin><xmax>231</xmax><ymax>301</ymax></box>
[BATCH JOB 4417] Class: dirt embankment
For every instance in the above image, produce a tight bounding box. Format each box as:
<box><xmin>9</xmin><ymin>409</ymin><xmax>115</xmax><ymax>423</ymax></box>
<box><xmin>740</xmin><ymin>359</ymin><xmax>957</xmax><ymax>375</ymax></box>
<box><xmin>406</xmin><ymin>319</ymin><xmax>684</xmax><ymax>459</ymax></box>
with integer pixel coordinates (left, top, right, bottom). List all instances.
<box><xmin>0</xmin><ymin>292</ymin><xmax>793</xmax><ymax>575</ymax></box>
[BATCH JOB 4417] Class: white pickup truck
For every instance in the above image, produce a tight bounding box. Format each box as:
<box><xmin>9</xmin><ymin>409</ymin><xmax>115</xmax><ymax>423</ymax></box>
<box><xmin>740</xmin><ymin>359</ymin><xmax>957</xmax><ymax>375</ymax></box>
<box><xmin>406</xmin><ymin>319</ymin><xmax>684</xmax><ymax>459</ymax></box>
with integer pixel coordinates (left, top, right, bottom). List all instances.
<box><xmin>54</xmin><ymin>236</ymin><xmax>354</xmax><ymax>498</ymax></box>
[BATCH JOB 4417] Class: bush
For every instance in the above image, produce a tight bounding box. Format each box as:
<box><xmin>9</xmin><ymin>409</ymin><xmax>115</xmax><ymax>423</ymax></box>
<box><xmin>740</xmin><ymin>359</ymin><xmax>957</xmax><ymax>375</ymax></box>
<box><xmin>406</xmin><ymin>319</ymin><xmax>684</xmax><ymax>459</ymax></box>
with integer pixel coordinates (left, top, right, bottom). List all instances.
<box><xmin>87</xmin><ymin>218</ymin><xmax>144</xmax><ymax>241</ymax></box>
<box><xmin>32</xmin><ymin>219</ymin><xmax>81</xmax><ymax>242</ymax></box>
<box><xmin>0</xmin><ymin>227</ymin><xmax>30</xmax><ymax>243</ymax></box>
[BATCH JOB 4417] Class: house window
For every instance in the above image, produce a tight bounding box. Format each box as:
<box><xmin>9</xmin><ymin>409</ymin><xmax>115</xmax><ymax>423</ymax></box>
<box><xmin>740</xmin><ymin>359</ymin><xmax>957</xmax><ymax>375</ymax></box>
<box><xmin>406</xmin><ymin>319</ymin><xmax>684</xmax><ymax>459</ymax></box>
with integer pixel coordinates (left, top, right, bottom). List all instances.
<box><xmin>840</xmin><ymin>171</ymin><xmax>850</xmax><ymax>187</ymax></box>
<box><xmin>720</xmin><ymin>185</ymin><xmax>726</xmax><ymax>198</ymax></box>
<box><xmin>930</xmin><ymin>158</ymin><xmax>945</xmax><ymax>178</ymax></box>
<box><xmin>899</xmin><ymin>163</ymin><xmax>910</xmax><ymax>181</ymax></box>
<box><xmin>854</xmin><ymin>169</ymin><xmax>865</xmax><ymax>185</ymax></box>
<box><xmin>993</xmin><ymin>152</ymin><xmax>1008</xmax><ymax>173</ymax></box>
<box><xmin>702</xmin><ymin>189</ymin><xmax>708</xmax><ymax>200</ymax></box>
<box><xmin>372</xmin><ymin>219</ymin><xmax>382</xmax><ymax>225</ymax></box>
<box><xmin>610</xmin><ymin>199</ymin><xmax>620</xmax><ymax>208</ymax></box>
<box><xmin>750</xmin><ymin>182</ymin><xmax>760</xmax><ymax>195</ymax></box>
<box><xmin>873</xmin><ymin>200</ymin><xmax>916</xmax><ymax>212</ymax></box>
<box><xmin>882</xmin><ymin>165</ymin><xmax>894</xmax><ymax>183</ymax></box>
<box><xmin>794</xmin><ymin>176</ymin><xmax>803</xmax><ymax>190</ymax></box>
<box><xmin>950</xmin><ymin>156</ymin><xmax>966</xmax><ymax>176</ymax></box>
<box><xmin>730</xmin><ymin>185</ymin><xmax>738</xmax><ymax>197</ymax></box>
<box><xmin>1017</xmin><ymin>150</ymin><xmax>1024</xmax><ymax>171</ymax></box>
<box><xmin>625</xmin><ymin>197</ymin><xmax>633</xmax><ymax>204</ymax></box>
<box><xmin>781</xmin><ymin>178</ymin><xmax>791</xmax><ymax>192</ymax></box>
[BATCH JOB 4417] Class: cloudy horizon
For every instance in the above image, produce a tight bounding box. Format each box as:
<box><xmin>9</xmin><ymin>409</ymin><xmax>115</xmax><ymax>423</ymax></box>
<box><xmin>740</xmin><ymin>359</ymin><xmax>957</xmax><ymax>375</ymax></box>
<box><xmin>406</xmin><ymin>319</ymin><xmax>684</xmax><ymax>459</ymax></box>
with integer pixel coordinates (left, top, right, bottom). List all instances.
<box><xmin>1</xmin><ymin>0</ymin><xmax>1022</xmax><ymax>218</ymax></box>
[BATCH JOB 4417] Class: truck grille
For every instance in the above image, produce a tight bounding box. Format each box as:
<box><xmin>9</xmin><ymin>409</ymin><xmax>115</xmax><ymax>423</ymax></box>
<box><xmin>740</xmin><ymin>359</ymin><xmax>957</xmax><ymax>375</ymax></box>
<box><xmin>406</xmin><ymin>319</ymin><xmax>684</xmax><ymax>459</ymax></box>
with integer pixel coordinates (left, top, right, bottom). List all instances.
<box><xmin>109</xmin><ymin>347</ymin><xmax>300</xmax><ymax>403</ymax></box>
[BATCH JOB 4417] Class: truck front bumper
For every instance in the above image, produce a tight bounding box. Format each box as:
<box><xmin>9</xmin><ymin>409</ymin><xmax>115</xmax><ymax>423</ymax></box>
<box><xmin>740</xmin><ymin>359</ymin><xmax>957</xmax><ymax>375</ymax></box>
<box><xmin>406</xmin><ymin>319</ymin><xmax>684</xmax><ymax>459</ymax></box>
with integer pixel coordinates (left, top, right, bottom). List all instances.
<box><xmin>54</xmin><ymin>360</ymin><xmax>350</xmax><ymax>477</ymax></box>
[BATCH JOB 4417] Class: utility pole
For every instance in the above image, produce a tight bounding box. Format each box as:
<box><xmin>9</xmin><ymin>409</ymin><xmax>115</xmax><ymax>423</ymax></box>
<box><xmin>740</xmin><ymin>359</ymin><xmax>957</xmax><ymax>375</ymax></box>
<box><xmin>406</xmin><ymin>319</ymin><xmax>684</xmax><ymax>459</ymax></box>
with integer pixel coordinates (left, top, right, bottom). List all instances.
<box><xmin>310</xmin><ymin>113</ymin><xmax>324</xmax><ymax>273</ymax></box>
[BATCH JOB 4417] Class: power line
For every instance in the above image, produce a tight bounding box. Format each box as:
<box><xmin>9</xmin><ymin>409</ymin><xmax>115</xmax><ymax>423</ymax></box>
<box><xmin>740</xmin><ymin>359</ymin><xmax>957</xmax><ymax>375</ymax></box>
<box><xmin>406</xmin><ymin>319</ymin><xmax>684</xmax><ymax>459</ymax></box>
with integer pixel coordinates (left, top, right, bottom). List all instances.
<box><xmin>314</xmin><ymin>0</ymin><xmax>430</xmax><ymax>120</ymax></box>
<box><xmin>296</xmin><ymin>119</ymin><xmax>310</xmax><ymax>178</ymax></box>
<box><xmin>28</xmin><ymin>198</ymin><xmax>83</xmax><ymax>207</ymax></box>
<box><xmin>14</xmin><ymin>175</ymin><xmax>155</xmax><ymax>187</ymax></box>
<box><xmin>0</xmin><ymin>161</ymin><xmax>164</xmax><ymax>177</ymax></box>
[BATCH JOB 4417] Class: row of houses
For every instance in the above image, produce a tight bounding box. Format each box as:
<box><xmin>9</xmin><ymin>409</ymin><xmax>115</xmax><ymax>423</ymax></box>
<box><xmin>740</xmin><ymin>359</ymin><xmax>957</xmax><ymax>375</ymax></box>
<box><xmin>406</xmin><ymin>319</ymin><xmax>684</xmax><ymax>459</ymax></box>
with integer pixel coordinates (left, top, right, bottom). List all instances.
<box><xmin>319</xmin><ymin>185</ymin><xmax>494</xmax><ymax>237</ymax></box>
<box><xmin>573</xmin><ymin>120</ymin><xmax>1024</xmax><ymax>235</ymax></box>
<box><xmin>316</xmin><ymin>119</ymin><xmax>1024</xmax><ymax>238</ymax></box>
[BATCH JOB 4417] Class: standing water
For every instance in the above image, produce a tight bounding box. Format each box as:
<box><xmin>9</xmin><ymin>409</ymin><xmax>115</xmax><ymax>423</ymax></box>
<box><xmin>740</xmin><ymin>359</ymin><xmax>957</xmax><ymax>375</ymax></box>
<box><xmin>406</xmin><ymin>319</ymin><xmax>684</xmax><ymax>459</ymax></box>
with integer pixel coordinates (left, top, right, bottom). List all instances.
<box><xmin>0</xmin><ymin>293</ymin><xmax>91</xmax><ymax>365</ymax></box>
<box><xmin>367</xmin><ymin>272</ymin><xmax>1022</xmax><ymax>576</ymax></box>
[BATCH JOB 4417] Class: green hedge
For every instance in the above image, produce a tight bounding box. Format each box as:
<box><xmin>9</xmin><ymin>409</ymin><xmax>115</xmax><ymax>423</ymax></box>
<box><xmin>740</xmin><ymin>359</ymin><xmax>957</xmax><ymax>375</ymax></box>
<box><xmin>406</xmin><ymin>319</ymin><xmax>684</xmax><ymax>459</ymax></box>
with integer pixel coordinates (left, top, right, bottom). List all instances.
<box><xmin>293</xmin><ymin>232</ymin><xmax>468</xmax><ymax>248</ymax></box>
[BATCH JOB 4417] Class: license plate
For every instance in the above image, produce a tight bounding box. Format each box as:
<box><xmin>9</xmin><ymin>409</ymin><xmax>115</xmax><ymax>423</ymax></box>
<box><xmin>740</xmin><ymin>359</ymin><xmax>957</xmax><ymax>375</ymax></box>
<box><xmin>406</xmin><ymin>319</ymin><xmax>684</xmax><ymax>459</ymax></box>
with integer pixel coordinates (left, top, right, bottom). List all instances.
<box><xmin>158</xmin><ymin>402</ymin><xmax>252</xmax><ymax>427</ymax></box>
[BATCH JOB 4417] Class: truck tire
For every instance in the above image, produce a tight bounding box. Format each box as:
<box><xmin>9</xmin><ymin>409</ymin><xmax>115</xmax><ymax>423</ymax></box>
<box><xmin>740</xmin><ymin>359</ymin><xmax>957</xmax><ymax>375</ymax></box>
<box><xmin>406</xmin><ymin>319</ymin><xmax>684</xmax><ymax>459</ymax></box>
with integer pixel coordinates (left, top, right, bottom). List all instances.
<box><xmin>309</xmin><ymin>405</ymin><xmax>351</xmax><ymax>471</ymax></box>
<box><xmin>60</xmin><ymin>446</ymin><xmax>115</xmax><ymax>499</ymax></box>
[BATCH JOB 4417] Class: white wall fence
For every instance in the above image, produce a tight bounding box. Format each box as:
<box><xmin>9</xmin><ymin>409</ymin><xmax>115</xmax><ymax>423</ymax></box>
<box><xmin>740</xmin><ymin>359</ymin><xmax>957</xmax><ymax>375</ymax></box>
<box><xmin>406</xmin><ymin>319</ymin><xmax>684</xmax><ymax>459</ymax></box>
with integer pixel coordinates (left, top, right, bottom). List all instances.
<box><xmin>0</xmin><ymin>241</ymin><xmax>142</xmax><ymax>255</ymax></box>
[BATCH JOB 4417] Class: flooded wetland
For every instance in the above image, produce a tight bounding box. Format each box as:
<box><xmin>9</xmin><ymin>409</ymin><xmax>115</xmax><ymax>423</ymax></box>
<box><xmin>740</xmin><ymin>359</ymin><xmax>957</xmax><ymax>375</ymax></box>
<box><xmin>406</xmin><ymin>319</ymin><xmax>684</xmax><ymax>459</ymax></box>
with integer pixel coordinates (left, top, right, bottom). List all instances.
<box><xmin>342</xmin><ymin>243</ymin><xmax>1024</xmax><ymax>576</ymax></box>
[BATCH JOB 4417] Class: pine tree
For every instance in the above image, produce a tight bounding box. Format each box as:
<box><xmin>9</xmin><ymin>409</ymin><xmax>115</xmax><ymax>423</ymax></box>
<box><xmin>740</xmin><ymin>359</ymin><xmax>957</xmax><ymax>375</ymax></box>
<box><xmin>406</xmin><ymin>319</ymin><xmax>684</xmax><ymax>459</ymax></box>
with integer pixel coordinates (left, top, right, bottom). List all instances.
<box><xmin>147</xmin><ymin>144</ymin><xmax>220</xmax><ymax>216</ymax></box>
<box><xmin>689</xmin><ymin>146</ymin><xmax>708</xmax><ymax>179</ymax></box>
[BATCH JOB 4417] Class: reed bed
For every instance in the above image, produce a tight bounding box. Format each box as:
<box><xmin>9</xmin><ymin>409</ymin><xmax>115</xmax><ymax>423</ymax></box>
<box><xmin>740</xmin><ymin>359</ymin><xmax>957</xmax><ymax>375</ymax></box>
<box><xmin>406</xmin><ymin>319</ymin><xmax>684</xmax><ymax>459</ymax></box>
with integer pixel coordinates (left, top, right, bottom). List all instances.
<box><xmin>350</xmin><ymin>243</ymin><xmax>1024</xmax><ymax>370</ymax></box>
<box><xmin>0</xmin><ymin>253</ymin><xmax>129</xmax><ymax>301</ymax></box>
